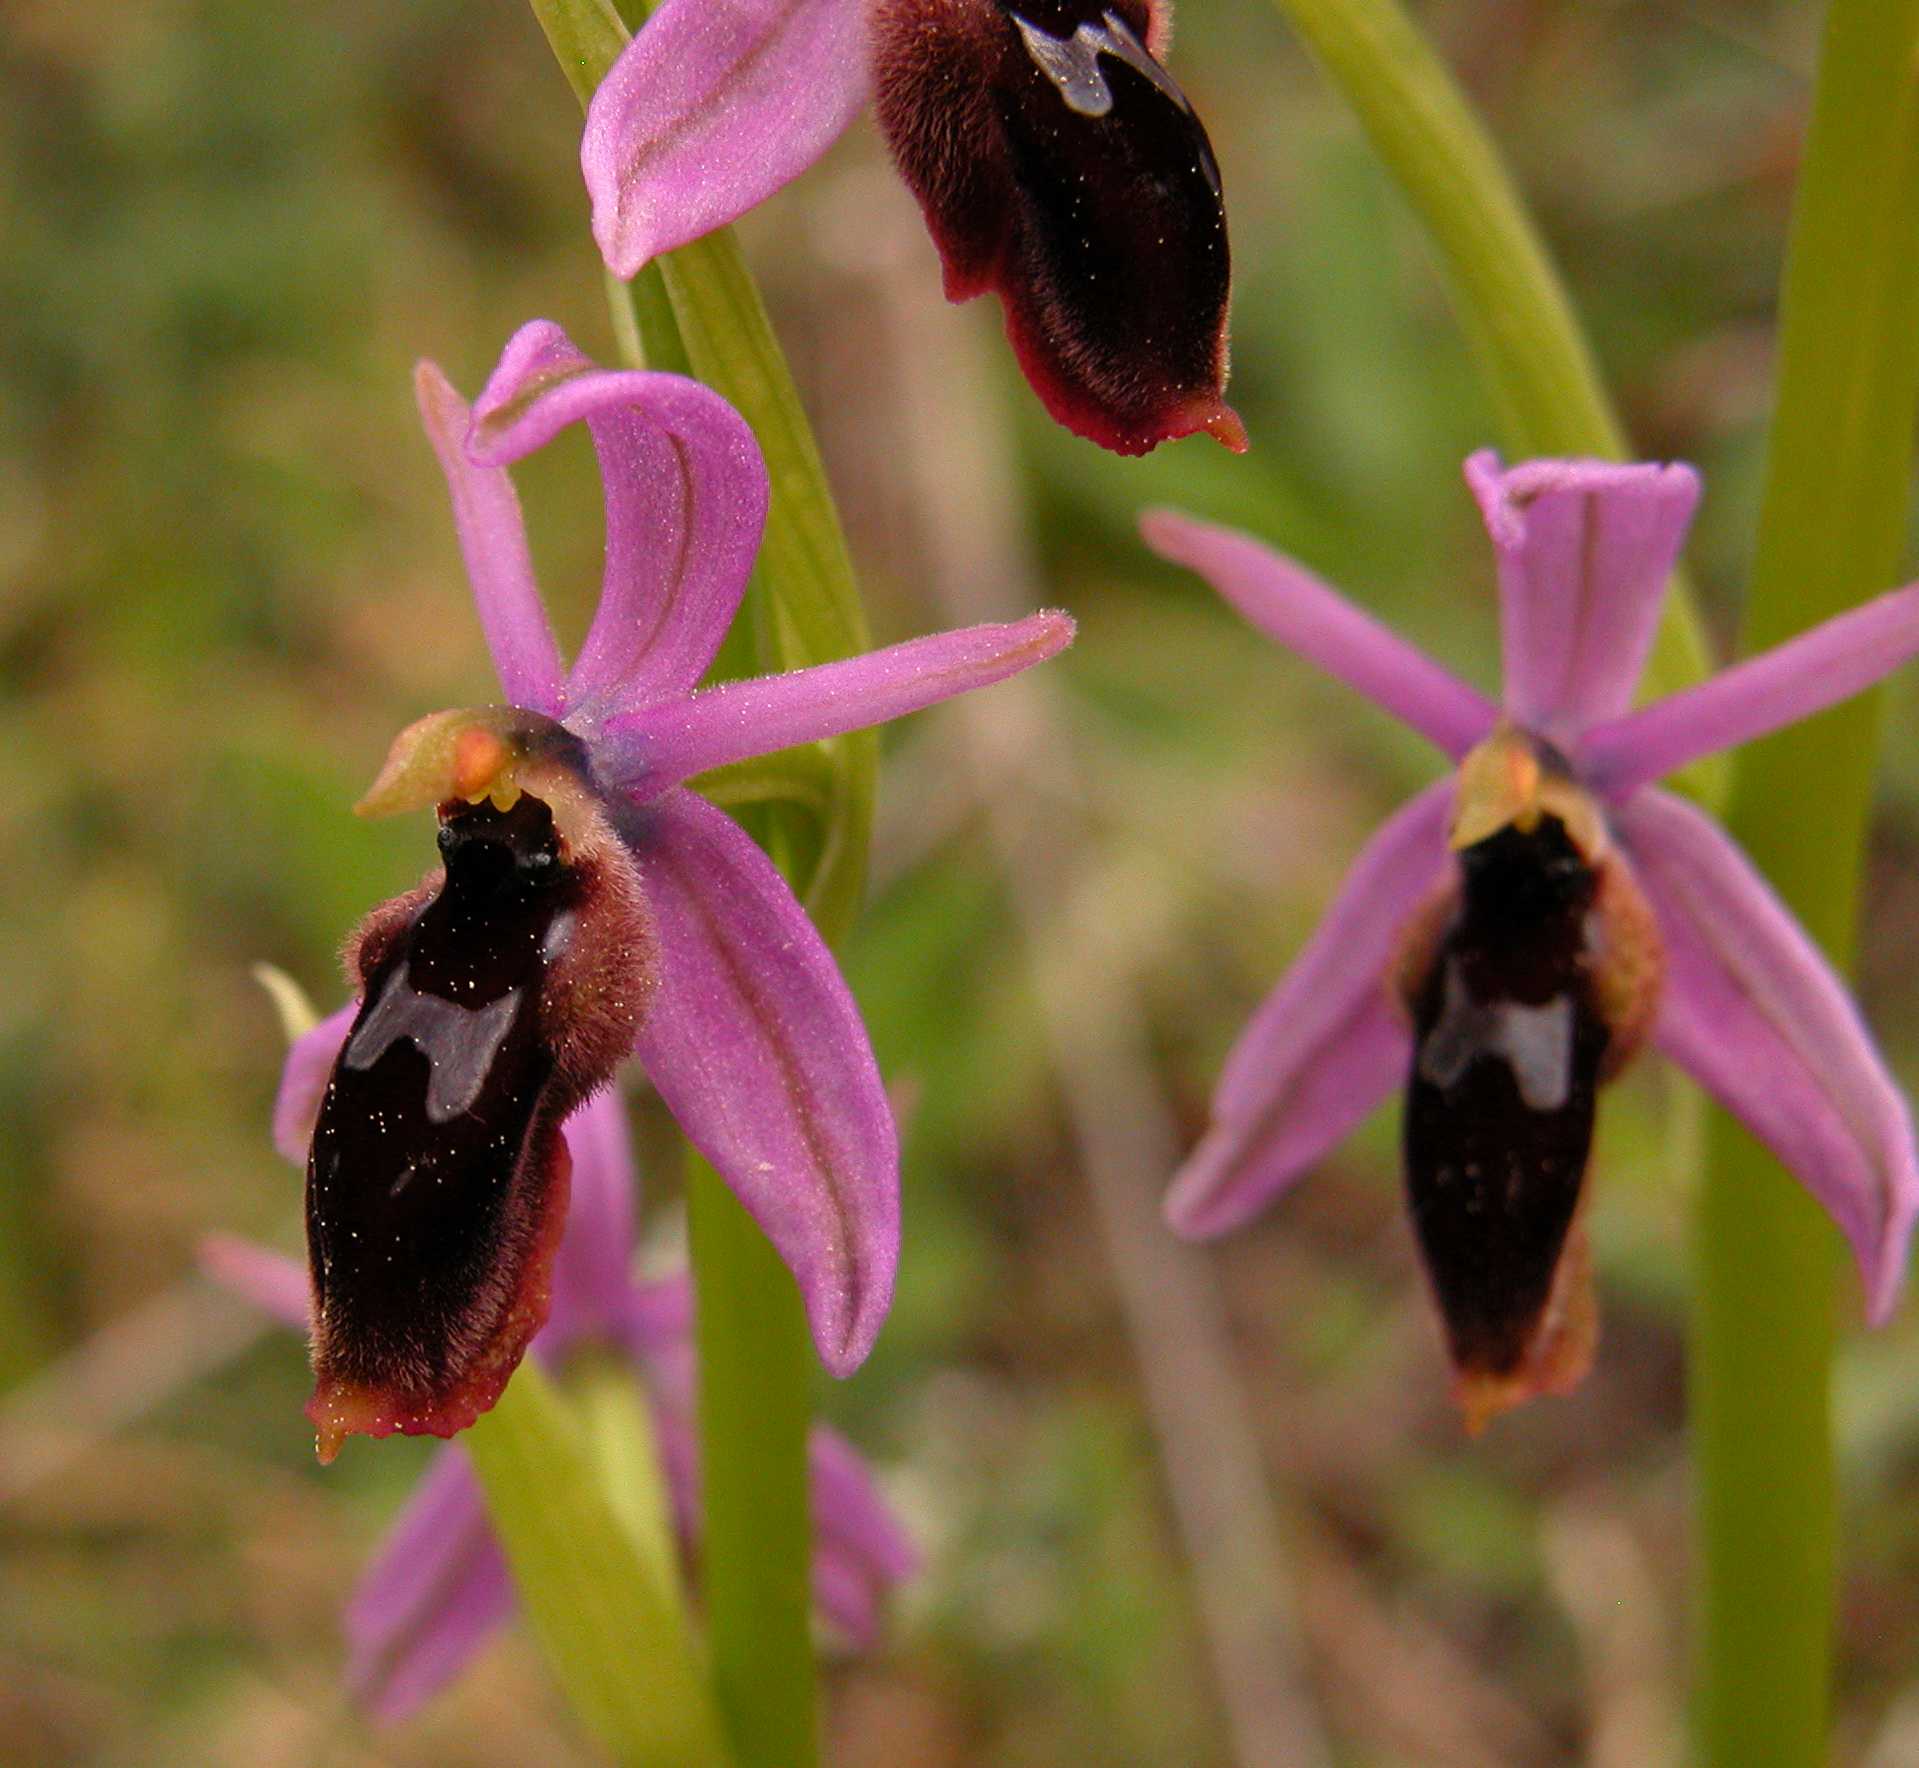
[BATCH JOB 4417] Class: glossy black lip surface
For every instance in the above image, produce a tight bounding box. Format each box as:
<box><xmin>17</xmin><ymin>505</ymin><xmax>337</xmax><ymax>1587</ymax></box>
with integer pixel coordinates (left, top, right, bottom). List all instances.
<box><xmin>1402</xmin><ymin>816</ymin><xmax>1610</xmax><ymax>1377</ymax></box>
<box><xmin>306</xmin><ymin>794</ymin><xmax>576</xmax><ymax>1412</ymax></box>
<box><xmin>872</xmin><ymin>0</ymin><xmax>1239</xmax><ymax>454</ymax></box>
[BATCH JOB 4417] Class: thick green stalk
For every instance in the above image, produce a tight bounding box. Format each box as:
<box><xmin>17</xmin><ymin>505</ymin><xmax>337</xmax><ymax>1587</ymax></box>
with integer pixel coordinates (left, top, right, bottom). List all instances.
<box><xmin>1264</xmin><ymin>0</ymin><xmax>1712</xmax><ymax>708</ymax></box>
<box><xmin>1693</xmin><ymin>5</ymin><xmax>1919</xmax><ymax>1762</ymax></box>
<box><xmin>687</xmin><ymin>1164</ymin><xmax>821</xmax><ymax>1767</ymax></box>
<box><xmin>526</xmin><ymin>6</ymin><xmax>873</xmax><ymax>1762</ymax></box>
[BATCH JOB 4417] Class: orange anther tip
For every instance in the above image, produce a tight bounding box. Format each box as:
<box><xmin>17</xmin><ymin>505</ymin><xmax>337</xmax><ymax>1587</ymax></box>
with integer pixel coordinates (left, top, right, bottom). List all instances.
<box><xmin>452</xmin><ymin>727</ymin><xmax>510</xmax><ymax>800</ymax></box>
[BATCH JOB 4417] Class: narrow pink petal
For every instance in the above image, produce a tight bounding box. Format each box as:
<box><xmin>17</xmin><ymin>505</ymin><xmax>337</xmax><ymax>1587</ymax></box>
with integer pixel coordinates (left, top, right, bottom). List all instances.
<box><xmin>272</xmin><ymin>1002</ymin><xmax>354</xmax><ymax>1166</ymax></box>
<box><xmin>628</xmin><ymin>789</ymin><xmax>898</xmax><ymax>1375</ymax></box>
<box><xmin>596</xmin><ymin>612</ymin><xmax>1075</xmax><ymax>794</ymax></box>
<box><xmin>1139</xmin><ymin>509</ymin><xmax>1497</xmax><ymax>758</ymax></box>
<box><xmin>1167</xmin><ymin>781</ymin><xmax>1451</xmax><ymax>1238</ymax></box>
<box><xmin>1465</xmin><ymin>450</ymin><xmax>1701</xmax><ymax>736</ymax></box>
<box><xmin>466</xmin><ymin>322</ymin><xmax>767</xmax><ymax>717</ymax></box>
<box><xmin>199</xmin><ymin>1235</ymin><xmax>309</xmax><ymax>1330</ymax></box>
<box><xmin>345</xmin><ymin>1448</ymin><xmax>514</xmax><ymax>1722</ymax></box>
<box><xmin>542</xmin><ymin>1090</ymin><xmax>641</xmax><ymax>1348</ymax></box>
<box><xmin>582</xmin><ymin>0</ymin><xmax>869</xmax><ymax>277</ymax></box>
<box><xmin>1580</xmin><ymin>580</ymin><xmax>1919</xmax><ymax>797</ymax></box>
<box><xmin>415</xmin><ymin>363</ymin><xmax>565</xmax><ymax>715</ymax></box>
<box><xmin>1623</xmin><ymin>789</ymin><xmax>1919</xmax><ymax>1322</ymax></box>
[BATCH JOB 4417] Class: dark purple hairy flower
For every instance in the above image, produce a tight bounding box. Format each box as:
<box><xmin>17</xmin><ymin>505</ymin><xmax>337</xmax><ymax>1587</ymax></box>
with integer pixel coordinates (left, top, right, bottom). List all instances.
<box><xmin>582</xmin><ymin>0</ymin><xmax>1242</xmax><ymax>456</ymax></box>
<box><xmin>303</xmin><ymin>716</ymin><xmax>654</xmax><ymax>1458</ymax></box>
<box><xmin>278</xmin><ymin>321</ymin><xmax>1072</xmax><ymax>1458</ymax></box>
<box><xmin>1146</xmin><ymin>453</ymin><xmax>1919</xmax><ymax>1427</ymax></box>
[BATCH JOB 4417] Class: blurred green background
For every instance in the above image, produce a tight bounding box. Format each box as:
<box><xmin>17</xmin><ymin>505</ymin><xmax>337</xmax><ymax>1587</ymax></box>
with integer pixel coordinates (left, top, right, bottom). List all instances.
<box><xmin>6</xmin><ymin>0</ymin><xmax>1919</xmax><ymax>1762</ymax></box>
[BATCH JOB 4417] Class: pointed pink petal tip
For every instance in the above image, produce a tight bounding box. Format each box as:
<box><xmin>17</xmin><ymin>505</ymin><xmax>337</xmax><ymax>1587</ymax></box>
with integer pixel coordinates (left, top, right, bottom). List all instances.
<box><xmin>598</xmin><ymin>609</ymin><xmax>1074</xmax><ymax>794</ymax></box>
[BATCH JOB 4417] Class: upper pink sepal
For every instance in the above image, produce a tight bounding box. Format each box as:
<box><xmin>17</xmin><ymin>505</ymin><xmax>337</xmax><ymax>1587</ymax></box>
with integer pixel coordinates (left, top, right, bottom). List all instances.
<box><xmin>465</xmin><ymin>321</ymin><xmax>769</xmax><ymax>718</ymax></box>
<box><xmin>1465</xmin><ymin>451</ymin><xmax>1700</xmax><ymax>739</ymax></box>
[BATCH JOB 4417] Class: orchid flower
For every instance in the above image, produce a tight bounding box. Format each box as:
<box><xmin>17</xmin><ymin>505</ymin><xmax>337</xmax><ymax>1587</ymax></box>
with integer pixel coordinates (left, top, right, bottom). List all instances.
<box><xmin>582</xmin><ymin>0</ymin><xmax>1242</xmax><ymax>457</ymax></box>
<box><xmin>207</xmin><ymin>1033</ymin><xmax>916</xmax><ymax>1720</ymax></box>
<box><xmin>1144</xmin><ymin>453</ymin><xmax>1919</xmax><ymax>1427</ymax></box>
<box><xmin>299</xmin><ymin>318</ymin><xmax>1071</xmax><ymax>1457</ymax></box>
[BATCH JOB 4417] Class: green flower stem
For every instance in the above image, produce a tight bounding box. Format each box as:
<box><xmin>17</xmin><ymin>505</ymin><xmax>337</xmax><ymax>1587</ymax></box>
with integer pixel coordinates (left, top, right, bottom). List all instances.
<box><xmin>464</xmin><ymin>1360</ymin><xmax>728</xmax><ymax>1767</ymax></box>
<box><xmin>1693</xmin><ymin>4</ymin><xmax>1919</xmax><ymax>1762</ymax></box>
<box><xmin>687</xmin><ymin>1161</ymin><xmax>821</xmax><ymax>1768</ymax></box>
<box><xmin>526</xmin><ymin>6</ymin><xmax>876</xmax><ymax>1762</ymax></box>
<box><xmin>1263</xmin><ymin>0</ymin><xmax>1712</xmax><ymax>710</ymax></box>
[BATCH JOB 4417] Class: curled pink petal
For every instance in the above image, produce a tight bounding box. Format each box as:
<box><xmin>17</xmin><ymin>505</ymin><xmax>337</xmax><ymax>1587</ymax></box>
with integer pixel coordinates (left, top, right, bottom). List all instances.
<box><xmin>598</xmin><ymin>611</ymin><xmax>1075</xmax><ymax>793</ymax></box>
<box><xmin>1167</xmin><ymin>781</ymin><xmax>1452</xmax><ymax>1238</ymax></box>
<box><xmin>629</xmin><ymin>789</ymin><xmax>898</xmax><ymax>1375</ymax></box>
<box><xmin>271</xmin><ymin>1002</ymin><xmax>354</xmax><ymax>1167</ymax></box>
<box><xmin>1139</xmin><ymin>509</ymin><xmax>1497</xmax><ymax>759</ymax></box>
<box><xmin>583</xmin><ymin>0</ymin><xmax>869</xmax><ymax>277</ymax></box>
<box><xmin>344</xmin><ymin>1448</ymin><xmax>515</xmax><ymax>1722</ymax></box>
<box><xmin>415</xmin><ymin>364</ymin><xmax>566</xmax><ymax>716</ymax></box>
<box><xmin>1624</xmin><ymin>789</ymin><xmax>1919</xmax><ymax>1321</ymax></box>
<box><xmin>1580</xmin><ymin>579</ymin><xmax>1919</xmax><ymax>797</ymax></box>
<box><xmin>1465</xmin><ymin>450</ymin><xmax>1700</xmax><ymax>738</ymax></box>
<box><xmin>200</xmin><ymin>1235</ymin><xmax>310</xmax><ymax>1330</ymax></box>
<box><xmin>543</xmin><ymin>1090</ymin><xmax>641</xmax><ymax>1348</ymax></box>
<box><xmin>467</xmin><ymin>321</ymin><xmax>768</xmax><ymax>715</ymax></box>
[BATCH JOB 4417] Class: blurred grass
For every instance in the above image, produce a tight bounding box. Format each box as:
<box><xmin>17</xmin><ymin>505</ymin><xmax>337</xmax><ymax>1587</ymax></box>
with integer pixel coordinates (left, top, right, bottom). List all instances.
<box><xmin>5</xmin><ymin>0</ymin><xmax>1919</xmax><ymax>1762</ymax></box>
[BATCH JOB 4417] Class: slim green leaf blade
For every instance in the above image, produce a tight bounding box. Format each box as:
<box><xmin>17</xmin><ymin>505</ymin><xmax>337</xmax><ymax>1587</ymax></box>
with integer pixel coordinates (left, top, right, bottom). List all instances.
<box><xmin>1693</xmin><ymin>4</ymin><xmax>1919</xmax><ymax>1762</ymax></box>
<box><xmin>464</xmin><ymin>1361</ymin><xmax>729</xmax><ymax>1768</ymax></box>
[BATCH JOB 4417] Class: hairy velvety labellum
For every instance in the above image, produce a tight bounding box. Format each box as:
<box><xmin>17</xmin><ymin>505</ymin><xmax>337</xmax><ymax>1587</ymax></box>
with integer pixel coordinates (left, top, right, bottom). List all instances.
<box><xmin>871</xmin><ymin>0</ymin><xmax>1242</xmax><ymax>455</ymax></box>
<box><xmin>305</xmin><ymin>790</ymin><xmax>651</xmax><ymax>1459</ymax></box>
<box><xmin>1401</xmin><ymin>816</ymin><xmax>1610</xmax><ymax>1390</ymax></box>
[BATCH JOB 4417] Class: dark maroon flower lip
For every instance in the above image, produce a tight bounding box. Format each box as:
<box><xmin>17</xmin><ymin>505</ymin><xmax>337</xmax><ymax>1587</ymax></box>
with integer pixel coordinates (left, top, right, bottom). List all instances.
<box><xmin>305</xmin><ymin>774</ymin><xmax>654</xmax><ymax>1461</ymax></box>
<box><xmin>1399</xmin><ymin>814</ymin><xmax>1609</xmax><ymax>1420</ymax></box>
<box><xmin>277</xmin><ymin>320</ymin><xmax>1073</xmax><ymax>1455</ymax></box>
<box><xmin>873</xmin><ymin>0</ymin><xmax>1242</xmax><ymax>456</ymax></box>
<box><xmin>208</xmin><ymin>1069</ymin><xmax>921</xmax><ymax>1706</ymax></box>
<box><xmin>1142</xmin><ymin>451</ymin><xmax>1919</xmax><ymax>1420</ymax></box>
<box><xmin>581</xmin><ymin>0</ymin><xmax>1242</xmax><ymax>456</ymax></box>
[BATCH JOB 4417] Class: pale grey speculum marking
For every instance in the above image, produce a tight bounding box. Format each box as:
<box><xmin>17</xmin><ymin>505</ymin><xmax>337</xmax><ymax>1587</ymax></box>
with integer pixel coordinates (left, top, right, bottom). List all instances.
<box><xmin>1417</xmin><ymin>960</ymin><xmax>1575</xmax><ymax>1114</ymax></box>
<box><xmin>1012</xmin><ymin>10</ymin><xmax>1194</xmax><ymax>121</ymax></box>
<box><xmin>345</xmin><ymin>962</ymin><xmax>521</xmax><ymax>1126</ymax></box>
